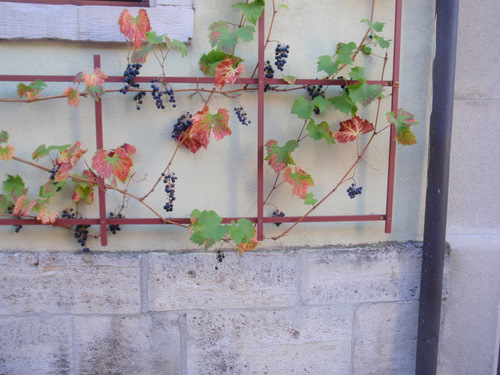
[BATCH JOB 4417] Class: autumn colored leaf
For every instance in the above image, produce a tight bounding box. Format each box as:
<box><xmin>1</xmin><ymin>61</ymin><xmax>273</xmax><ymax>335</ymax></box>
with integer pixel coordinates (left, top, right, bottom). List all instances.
<box><xmin>82</xmin><ymin>68</ymin><xmax>107</xmax><ymax>87</ymax></box>
<box><xmin>333</xmin><ymin>116</ymin><xmax>374</xmax><ymax>143</ymax></box>
<box><xmin>32</xmin><ymin>144</ymin><xmax>72</xmax><ymax>160</ymax></box>
<box><xmin>72</xmin><ymin>183</ymin><xmax>94</xmax><ymax>205</ymax></box>
<box><xmin>92</xmin><ymin>145</ymin><xmax>134</xmax><ymax>184</ymax></box>
<box><xmin>13</xmin><ymin>195</ymin><xmax>36</xmax><ymax>217</ymax></box>
<box><xmin>200</xmin><ymin>50</ymin><xmax>243</xmax><ymax>76</ymax></box>
<box><xmin>118</xmin><ymin>9</ymin><xmax>152</xmax><ymax>50</ymax></box>
<box><xmin>215</xmin><ymin>58</ymin><xmax>245</xmax><ymax>89</ymax></box>
<box><xmin>387</xmin><ymin>108</ymin><xmax>419</xmax><ymax>145</ymax></box>
<box><xmin>17</xmin><ymin>79</ymin><xmax>47</xmax><ymax>100</ymax></box>
<box><xmin>265</xmin><ymin>139</ymin><xmax>299</xmax><ymax>172</ymax></box>
<box><xmin>63</xmin><ymin>87</ymin><xmax>80</xmax><ymax>107</ymax></box>
<box><xmin>37</xmin><ymin>208</ymin><xmax>58</xmax><ymax>224</ymax></box>
<box><xmin>55</xmin><ymin>142</ymin><xmax>87</xmax><ymax>181</ymax></box>
<box><xmin>178</xmin><ymin>130</ymin><xmax>203</xmax><ymax>153</ymax></box>
<box><xmin>0</xmin><ymin>145</ymin><xmax>14</xmax><ymax>161</ymax></box>
<box><xmin>283</xmin><ymin>75</ymin><xmax>297</xmax><ymax>85</ymax></box>
<box><xmin>188</xmin><ymin>107</ymin><xmax>231</xmax><ymax>150</ymax></box>
<box><xmin>39</xmin><ymin>180</ymin><xmax>66</xmax><ymax>199</ymax></box>
<box><xmin>236</xmin><ymin>230</ymin><xmax>260</xmax><ymax>254</ymax></box>
<box><xmin>283</xmin><ymin>166</ymin><xmax>314</xmax><ymax>199</ymax></box>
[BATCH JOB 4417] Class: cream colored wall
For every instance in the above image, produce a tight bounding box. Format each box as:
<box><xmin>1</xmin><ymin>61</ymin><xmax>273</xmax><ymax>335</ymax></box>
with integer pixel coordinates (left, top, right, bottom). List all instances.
<box><xmin>0</xmin><ymin>0</ymin><xmax>434</xmax><ymax>251</ymax></box>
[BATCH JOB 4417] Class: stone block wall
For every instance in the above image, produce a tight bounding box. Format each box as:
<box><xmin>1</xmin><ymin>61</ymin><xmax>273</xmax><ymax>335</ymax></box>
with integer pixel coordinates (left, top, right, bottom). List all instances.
<box><xmin>0</xmin><ymin>242</ymin><xmax>427</xmax><ymax>375</ymax></box>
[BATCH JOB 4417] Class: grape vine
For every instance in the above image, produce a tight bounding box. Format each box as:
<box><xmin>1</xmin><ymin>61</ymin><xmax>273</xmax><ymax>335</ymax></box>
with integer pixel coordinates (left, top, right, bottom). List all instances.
<box><xmin>0</xmin><ymin>0</ymin><xmax>419</xmax><ymax>260</ymax></box>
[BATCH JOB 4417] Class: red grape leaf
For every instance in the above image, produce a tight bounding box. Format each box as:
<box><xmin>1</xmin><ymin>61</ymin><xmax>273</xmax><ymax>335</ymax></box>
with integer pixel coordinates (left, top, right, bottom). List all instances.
<box><xmin>215</xmin><ymin>58</ymin><xmax>245</xmax><ymax>89</ymax></box>
<box><xmin>55</xmin><ymin>142</ymin><xmax>87</xmax><ymax>181</ymax></box>
<box><xmin>236</xmin><ymin>231</ymin><xmax>260</xmax><ymax>254</ymax></box>
<box><xmin>36</xmin><ymin>208</ymin><xmax>58</xmax><ymax>224</ymax></box>
<box><xmin>13</xmin><ymin>195</ymin><xmax>36</xmax><ymax>217</ymax></box>
<box><xmin>178</xmin><ymin>130</ymin><xmax>203</xmax><ymax>154</ymax></box>
<box><xmin>92</xmin><ymin>146</ymin><xmax>134</xmax><ymax>184</ymax></box>
<box><xmin>188</xmin><ymin>107</ymin><xmax>231</xmax><ymax>150</ymax></box>
<box><xmin>64</xmin><ymin>87</ymin><xmax>80</xmax><ymax>108</ymax></box>
<box><xmin>283</xmin><ymin>166</ymin><xmax>314</xmax><ymax>199</ymax></box>
<box><xmin>118</xmin><ymin>9</ymin><xmax>152</xmax><ymax>50</ymax></box>
<box><xmin>387</xmin><ymin>108</ymin><xmax>419</xmax><ymax>145</ymax></box>
<box><xmin>0</xmin><ymin>145</ymin><xmax>14</xmax><ymax>161</ymax></box>
<box><xmin>17</xmin><ymin>79</ymin><xmax>47</xmax><ymax>100</ymax></box>
<box><xmin>82</xmin><ymin>68</ymin><xmax>107</xmax><ymax>87</ymax></box>
<box><xmin>265</xmin><ymin>140</ymin><xmax>299</xmax><ymax>172</ymax></box>
<box><xmin>333</xmin><ymin>116</ymin><xmax>374</xmax><ymax>143</ymax></box>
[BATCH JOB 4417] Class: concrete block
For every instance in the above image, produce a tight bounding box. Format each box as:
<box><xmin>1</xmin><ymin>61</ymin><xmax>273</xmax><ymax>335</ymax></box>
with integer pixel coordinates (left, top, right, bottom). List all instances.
<box><xmin>300</xmin><ymin>243</ymin><xmax>422</xmax><ymax>305</ymax></box>
<box><xmin>149</xmin><ymin>251</ymin><xmax>298</xmax><ymax>311</ymax></box>
<box><xmin>75</xmin><ymin>314</ymin><xmax>181</xmax><ymax>375</ymax></box>
<box><xmin>0</xmin><ymin>316</ymin><xmax>72</xmax><ymax>375</ymax></box>
<box><xmin>185</xmin><ymin>306</ymin><xmax>352</xmax><ymax>374</ymax></box>
<box><xmin>0</xmin><ymin>252</ymin><xmax>141</xmax><ymax>314</ymax></box>
<box><xmin>353</xmin><ymin>301</ymin><xmax>418</xmax><ymax>375</ymax></box>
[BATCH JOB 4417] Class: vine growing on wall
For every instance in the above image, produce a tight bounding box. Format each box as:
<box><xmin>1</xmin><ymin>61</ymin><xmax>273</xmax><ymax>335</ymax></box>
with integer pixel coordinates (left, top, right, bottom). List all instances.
<box><xmin>0</xmin><ymin>1</ymin><xmax>418</xmax><ymax>266</ymax></box>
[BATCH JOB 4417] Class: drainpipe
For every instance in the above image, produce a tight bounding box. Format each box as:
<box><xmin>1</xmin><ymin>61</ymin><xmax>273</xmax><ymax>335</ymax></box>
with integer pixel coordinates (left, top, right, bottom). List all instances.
<box><xmin>415</xmin><ymin>0</ymin><xmax>459</xmax><ymax>374</ymax></box>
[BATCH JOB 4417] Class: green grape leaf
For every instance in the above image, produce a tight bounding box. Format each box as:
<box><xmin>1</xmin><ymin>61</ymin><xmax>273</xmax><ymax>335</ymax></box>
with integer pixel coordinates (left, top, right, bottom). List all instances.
<box><xmin>233</xmin><ymin>0</ymin><xmax>265</xmax><ymax>25</ymax></box>
<box><xmin>0</xmin><ymin>145</ymin><xmax>14</xmax><ymax>161</ymax></box>
<box><xmin>304</xmin><ymin>192</ymin><xmax>318</xmax><ymax>205</ymax></box>
<box><xmin>283</xmin><ymin>75</ymin><xmax>297</xmax><ymax>85</ymax></box>
<box><xmin>333</xmin><ymin>116</ymin><xmax>374</xmax><ymax>143</ymax></box>
<box><xmin>387</xmin><ymin>108</ymin><xmax>419</xmax><ymax>145</ymax></box>
<box><xmin>118</xmin><ymin>9</ymin><xmax>152</xmax><ymax>50</ymax></box>
<box><xmin>189</xmin><ymin>209</ymin><xmax>230</xmax><ymax>249</ymax></box>
<box><xmin>265</xmin><ymin>139</ymin><xmax>299</xmax><ymax>172</ymax></box>
<box><xmin>3</xmin><ymin>174</ymin><xmax>26</xmax><ymax>198</ymax></box>
<box><xmin>279</xmin><ymin>4</ymin><xmax>289</xmax><ymax>9</ymax></box>
<box><xmin>361</xmin><ymin>45</ymin><xmax>372</xmax><ymax>55</ymax></box>
<box><xmin>0</xmin><ymin>194</ymin><xmax>11</xmax><ymax>213</ymax></box>
<box><xmin>374</xmin><ymin>35</ymin><xmax>391</xmax><ymax>49</ymax></box>
<box><xmin>200</xmin><ymin>50</ymin><xmax>243</xmax><ymax>76</ymax></box>
<box><xmin>361</xmin><ymin>19</ymin><xmax>385</xmax><ymax>33</ymax></box>
<box><xmin>348</xmin><ymin>82</ymin><xmax>384</xmax><ymax>106</ymax></box>
<box><xmin>32</xmin><ymin>144</ymin><xmax>72</xmax><ymax>160</ymax></box>
<box><xmin>165</xmin><ymin>37</ymin><xmax>189</xmax><ymax>57</ymax></box>
<box><xmin>189</xmin><ymin>107</ymin><xmax>231</xmax><ymax>150</ymax></box>
<box><xmin>335</xmin><ymin>42</ymin><xmax>357</xmax><ymax>65</ymax></box>
<box><xmin>0</xmin><ymin>130</ymin><xmax>9</xmax><ymax>143</ymax></box>
<box><xmin>306</xmin><ymin>119</ymin><xmax>335</xmax><ymax>144</ymax></box>
<box><xmin>17</xmin><ymin>79</ymin><xmax>47</xmax><ymax>100</ymax></box>
<box><xmin>39</xmin><ymin>180</ymin><xmax>66</xmax><ymax>199</ymax></box>
<box><xmin>215</xmin><ymin>57</ymin><xmax>245</xmax><ymax>89</ymax></box>
<box><xmin>312</xmin><ymin>95</ymin><xmax>330</xmax><ymax>113</ymax></box>
<box><xmin>283</xmin><ymin>166</ymin><xmax>314</xmax><ymax>199</ymax></box>
<box><xmin>209</xmin><ymin>21</ymin><xmax>254</xmax><ymax>54</ymax></box>
<box><xmin>229</xmin><ymin>218</ymin><xmax>255</xmax><ymax>244</ymax></box>
<box><xmin>317</xmin><ymin>55</ymin><xmax>338</xmax><ymax>75</ymax></box>
<box><xmin>349</xmin><ymin>66</ymin><xmax>366</xmax><ymax>81</ymax></box>
<box><xmin>330</xmin><ymin>91</ymin><xmax>358</xmax><ymax>115</ymax></box>
<box><xmin>291</xmin><ymin>95</ymin><xmax>314</xmax><ymax>119</ymax></box>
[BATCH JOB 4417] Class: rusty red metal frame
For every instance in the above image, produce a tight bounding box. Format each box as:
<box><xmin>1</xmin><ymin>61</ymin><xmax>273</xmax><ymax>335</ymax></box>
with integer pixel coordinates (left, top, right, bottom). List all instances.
<box><xmin>0</xmin><ymin>0</ymin><xmax>402</xmax><ymax>245</ymax></box>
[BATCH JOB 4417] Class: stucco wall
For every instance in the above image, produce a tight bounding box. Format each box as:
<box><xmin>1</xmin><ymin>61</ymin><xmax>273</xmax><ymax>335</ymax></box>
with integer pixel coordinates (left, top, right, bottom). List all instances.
<box><xmin>438</xmin><ymin>1</ymin><xmax>500</xmax><ymax>374</ymax></box>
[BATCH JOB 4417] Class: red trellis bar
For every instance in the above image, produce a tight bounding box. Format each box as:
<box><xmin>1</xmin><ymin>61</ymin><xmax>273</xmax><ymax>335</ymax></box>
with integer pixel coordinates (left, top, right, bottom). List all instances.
<box><xmin>0</xmin><ymin>0</ymin><xmax>402</xmax><ymax>245</ymax></box>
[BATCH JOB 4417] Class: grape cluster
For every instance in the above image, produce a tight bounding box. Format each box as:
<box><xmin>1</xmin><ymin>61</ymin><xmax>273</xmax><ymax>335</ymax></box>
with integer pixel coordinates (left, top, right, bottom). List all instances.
<box><xmin>306</xmin><ymin>84</ymin><xmax>326</xmax><ymax>114</ymax></box>
<box><xmin>234</xmin><ymin>106</ymin><xmax>251</xmax><ymax>126</ymax></box>
<box><xmin>119</xmin><ymin>63</ymin><xmax>143</xmax><ymax>94</ymax></box>
<box><xmin>347</xmin><ymin>183</ymin><xmax>363</xmax><ymax>199</ymax></box>
<box><xmin>49</xmin><ymin>165</ymin><xmax>61</xmax><ymax>181</ymax></box>
<box><xmin>272</xmin><ymin>209</ymin><xmax>286</xmax><ymax>226</ymax></box>
<box><xmin>151</xmin><ymin>79</ymin><xmax>176</xmax><ymax>109</ymax></box>
<box><xmin>162</xmin><ymin>172</ymin><xmax>177</xmax><ymax>212</ymax></box>
<box><xmin>171</xmin><ymin>113</ymin><xmax>193</xmax><ymax>140</ymax></box>
<box><xmin>133</xmin><ymin>91</ymin><xmax>147</xmax><ymax>110</ymax></box>
<box><xmin>108</xmin><ymin>212</ymin><xmax>123</xmax><ymax>235</ymax></box>
<box><xmin>264</xmin><ymin>61</ymin><xmax>275</xmax><ymax>92</ymax></box>
<box><xmin>61</xmin><ymin>209</ymin><xmax>91</xmax><ymax>252</ymax></box>
<box><xmin>61</xmin><ymin>208</ymin><xmax>76</xmax><ymax>219</ymax></box>
<box><xmin>274</xmin><ymin>44</ymin><xmax>290</xmax><ymax>71</ymax></box>
<box><xmin>214</xmin><ymin>249</ymin><xmax>225</xmax><ymax>270</ymax></box>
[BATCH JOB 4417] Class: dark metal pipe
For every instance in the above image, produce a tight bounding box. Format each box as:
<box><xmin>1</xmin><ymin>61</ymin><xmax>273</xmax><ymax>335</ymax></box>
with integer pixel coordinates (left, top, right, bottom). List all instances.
<box><xmin>416</xmin><ymin>0</ymin><xmax>459</xmax><ymax>374</ymax></box>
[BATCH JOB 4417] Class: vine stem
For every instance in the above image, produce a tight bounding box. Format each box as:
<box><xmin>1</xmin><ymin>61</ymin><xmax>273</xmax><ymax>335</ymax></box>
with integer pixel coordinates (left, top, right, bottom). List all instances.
<box><xmin>10</xmin><ymin>155</ymin><xmax>188</xmax><ymax>228</ymax></box>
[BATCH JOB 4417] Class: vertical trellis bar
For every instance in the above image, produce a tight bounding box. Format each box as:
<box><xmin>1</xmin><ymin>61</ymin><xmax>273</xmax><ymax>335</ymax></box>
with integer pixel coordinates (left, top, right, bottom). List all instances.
<box><xmin>256</xmin><ymin>11</ymin><xmax>266</xmax><ymax>241</ymax></box>
<box><xmin>385</xmin><ymin>0</ymin><xmax>403</xmax><ymax>233</ymax></box>
<box><xmin>93</xmin><ymin>54</ymin><xmax>108</xmax><ymax>246</ymax></box>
